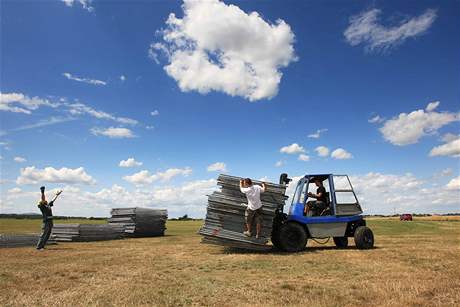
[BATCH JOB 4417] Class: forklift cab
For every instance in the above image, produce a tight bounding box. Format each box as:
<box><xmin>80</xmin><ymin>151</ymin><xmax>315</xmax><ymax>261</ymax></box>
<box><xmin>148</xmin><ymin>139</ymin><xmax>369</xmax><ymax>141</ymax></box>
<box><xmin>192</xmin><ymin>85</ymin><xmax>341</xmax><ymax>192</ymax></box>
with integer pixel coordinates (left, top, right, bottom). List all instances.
<box><xmin>288</xmin><ymin>174</ymin><xmax>363</xmax><ymax>219</ymax></box>
<box><xmin>273</xmin><ymin>173</ymin><xmax>373</xmax><ymax>251</ymax></box>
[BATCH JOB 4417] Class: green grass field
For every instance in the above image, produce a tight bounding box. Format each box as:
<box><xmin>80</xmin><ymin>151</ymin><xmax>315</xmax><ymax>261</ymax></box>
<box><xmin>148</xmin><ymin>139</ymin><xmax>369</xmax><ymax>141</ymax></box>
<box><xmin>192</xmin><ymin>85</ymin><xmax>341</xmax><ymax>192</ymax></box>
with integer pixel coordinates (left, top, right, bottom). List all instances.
<box><xmin>1</xmin><ymin>218</ymin><xmax>459</xmax><ymax>306</ymax></box>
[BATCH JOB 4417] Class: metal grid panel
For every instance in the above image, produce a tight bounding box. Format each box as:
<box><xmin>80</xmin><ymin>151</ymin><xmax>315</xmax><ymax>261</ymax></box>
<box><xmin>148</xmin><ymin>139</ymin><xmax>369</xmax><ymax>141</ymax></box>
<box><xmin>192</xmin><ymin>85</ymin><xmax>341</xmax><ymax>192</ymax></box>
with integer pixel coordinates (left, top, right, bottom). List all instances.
<box><xmin>199</xmin><ymin>174</ymin><xmax>288</xmax><ymax>251</ymax></box>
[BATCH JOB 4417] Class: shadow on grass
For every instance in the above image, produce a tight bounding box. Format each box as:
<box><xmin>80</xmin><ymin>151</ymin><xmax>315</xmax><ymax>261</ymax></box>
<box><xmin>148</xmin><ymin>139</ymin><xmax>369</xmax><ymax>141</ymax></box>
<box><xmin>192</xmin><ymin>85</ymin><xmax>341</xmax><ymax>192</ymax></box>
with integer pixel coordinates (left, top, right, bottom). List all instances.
<box><xmin>223</xmin><ymin>245</ymin><xmax>381</xmax><ymax>255</ymax></box>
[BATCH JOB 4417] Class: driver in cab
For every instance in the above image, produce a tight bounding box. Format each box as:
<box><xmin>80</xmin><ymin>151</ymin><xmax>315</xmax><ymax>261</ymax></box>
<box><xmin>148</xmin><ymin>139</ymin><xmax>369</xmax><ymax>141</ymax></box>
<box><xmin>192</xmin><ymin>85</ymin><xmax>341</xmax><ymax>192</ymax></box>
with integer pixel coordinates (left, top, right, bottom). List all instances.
<box><xmin>304</xmin><ymin>179</ymin><xmax>328</xmax><ymax>216</ymax></box>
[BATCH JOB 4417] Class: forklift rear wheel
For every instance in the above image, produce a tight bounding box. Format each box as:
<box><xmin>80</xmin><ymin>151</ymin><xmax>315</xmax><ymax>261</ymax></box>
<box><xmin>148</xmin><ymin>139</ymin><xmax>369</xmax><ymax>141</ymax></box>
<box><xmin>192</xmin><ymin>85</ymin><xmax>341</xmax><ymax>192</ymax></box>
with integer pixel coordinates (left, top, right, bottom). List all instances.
<box><xmin>279</xmin><ymin>223</ymin><xmax>307</xmax><ymax>252</ymax></box>
<box><xmin>333</xmin><ymin>237</ymin><xmax>348</xmax><ymax>248</ymax></box>
<box><xmin>354</xmin><ymin>226</ymin><xmax>374</xmax><ymax>249</ymax></box>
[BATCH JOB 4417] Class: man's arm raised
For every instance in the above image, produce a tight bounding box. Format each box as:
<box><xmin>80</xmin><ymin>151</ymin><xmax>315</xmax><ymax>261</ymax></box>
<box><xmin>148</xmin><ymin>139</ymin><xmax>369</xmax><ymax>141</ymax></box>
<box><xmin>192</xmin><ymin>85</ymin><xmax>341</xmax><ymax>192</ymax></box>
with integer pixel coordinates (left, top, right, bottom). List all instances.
<box><xmin>261</xmin><ymin>182</ymin><xmax>267</xmax><ymax>193</ymax></box>
<box><xmin>50</xmin><ymin>190</ymin><xmax>63</xmax><ymax>204</ymax></box>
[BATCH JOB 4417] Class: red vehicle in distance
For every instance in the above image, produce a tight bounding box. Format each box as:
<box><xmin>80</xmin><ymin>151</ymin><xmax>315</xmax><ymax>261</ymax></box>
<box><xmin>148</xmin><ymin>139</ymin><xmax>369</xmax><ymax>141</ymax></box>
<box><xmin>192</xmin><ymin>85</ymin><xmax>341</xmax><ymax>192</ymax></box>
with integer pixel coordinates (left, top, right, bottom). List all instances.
<box><xmin>400</xmin><ymin>214</ymin><xmax>413</xmax><ymax>221</ymax></box>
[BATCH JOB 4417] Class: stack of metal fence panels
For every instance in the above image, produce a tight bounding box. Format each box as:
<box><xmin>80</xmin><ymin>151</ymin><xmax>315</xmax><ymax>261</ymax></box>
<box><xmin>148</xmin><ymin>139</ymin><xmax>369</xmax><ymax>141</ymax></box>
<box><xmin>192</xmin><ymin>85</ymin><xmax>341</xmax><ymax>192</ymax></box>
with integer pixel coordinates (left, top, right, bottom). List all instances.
<box><xmin>199</xmin><ymin>174</ymin><xmax>287</xmax><ymax>251</ymax></box>
<box><xmin>51</xmin><ymin>224</ymin><xmax>79</xmax><ymax>242</ymax></box>
<box><xmin>51</xmin><ymin>224</ymin><xmax>125</xmax><ymax>242</ymax></box>
<box><xmin>0</xmin><ymin>234</ymin><xmax>56</xmax><ymax>248</ymax></box>
<box><xmin>108</xmin><ymin>207</ymin><xmax>167</xmax><ymax>237</ymax></box>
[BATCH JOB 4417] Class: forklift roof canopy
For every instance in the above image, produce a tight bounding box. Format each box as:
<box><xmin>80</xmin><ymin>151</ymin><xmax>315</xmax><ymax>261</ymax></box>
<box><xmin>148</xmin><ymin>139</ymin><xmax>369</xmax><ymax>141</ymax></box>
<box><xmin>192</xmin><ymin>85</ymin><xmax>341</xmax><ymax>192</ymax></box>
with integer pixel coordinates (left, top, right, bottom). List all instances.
<box><xmin>305</xmin><ymin>174</ymin><xmax>331</xmax><ymax>182</ymax></box>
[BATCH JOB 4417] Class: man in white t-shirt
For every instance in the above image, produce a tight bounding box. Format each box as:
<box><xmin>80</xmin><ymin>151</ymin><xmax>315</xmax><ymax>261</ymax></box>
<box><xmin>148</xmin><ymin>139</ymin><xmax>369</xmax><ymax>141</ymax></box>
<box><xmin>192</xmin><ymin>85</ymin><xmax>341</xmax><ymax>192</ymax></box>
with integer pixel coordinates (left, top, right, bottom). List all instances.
<box><xmin>239</xmin><ymin>178</ymin><xmax>266</xmax><ymax>239</ymax></box>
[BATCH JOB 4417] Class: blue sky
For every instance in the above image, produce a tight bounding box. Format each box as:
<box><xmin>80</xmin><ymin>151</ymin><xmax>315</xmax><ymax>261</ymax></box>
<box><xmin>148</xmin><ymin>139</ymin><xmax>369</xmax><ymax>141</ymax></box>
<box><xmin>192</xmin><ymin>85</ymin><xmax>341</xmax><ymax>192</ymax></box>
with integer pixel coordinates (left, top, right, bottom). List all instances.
<box><xmin>1</xmin><ymin>0</ymin><xmax>459</xmax><ymax>217</ymax></box>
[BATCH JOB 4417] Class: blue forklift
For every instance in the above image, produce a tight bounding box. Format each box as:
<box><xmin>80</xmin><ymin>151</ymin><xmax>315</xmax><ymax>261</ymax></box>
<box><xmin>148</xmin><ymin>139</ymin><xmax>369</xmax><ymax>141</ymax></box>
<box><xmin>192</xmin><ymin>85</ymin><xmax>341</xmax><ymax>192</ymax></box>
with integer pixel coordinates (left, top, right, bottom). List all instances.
<box><xmin>271</xmin><ymin>173</ymin><xmax>374</xmax><ymax>252</ymax></box>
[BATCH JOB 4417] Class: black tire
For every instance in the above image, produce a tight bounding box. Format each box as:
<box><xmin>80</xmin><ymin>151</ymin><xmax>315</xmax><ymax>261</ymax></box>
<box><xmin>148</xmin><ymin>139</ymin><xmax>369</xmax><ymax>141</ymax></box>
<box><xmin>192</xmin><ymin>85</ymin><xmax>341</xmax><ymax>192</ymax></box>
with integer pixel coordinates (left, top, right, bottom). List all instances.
<box><xmin>354</xmin><ymin>226</ymin><xmax>374</xmax><ymax>249</ymax></box>
<box><xmin>271</xmin><ymin>211</ymin><xmax>287</xmax><ymax>250</ymax></box>
<box><xmin>271</xmin><ymin>228</ymin><xmax>283</xmax><ymax>250</ymax></box>
<box><xmin>279</xmin><ymin>223</ymin><xmax>307</xmax><ymax>252</ymax></box>
<box><xmin>333</xmin><ymin>236</ymin><xmax>348</xmax><ymax>248</ymax></box>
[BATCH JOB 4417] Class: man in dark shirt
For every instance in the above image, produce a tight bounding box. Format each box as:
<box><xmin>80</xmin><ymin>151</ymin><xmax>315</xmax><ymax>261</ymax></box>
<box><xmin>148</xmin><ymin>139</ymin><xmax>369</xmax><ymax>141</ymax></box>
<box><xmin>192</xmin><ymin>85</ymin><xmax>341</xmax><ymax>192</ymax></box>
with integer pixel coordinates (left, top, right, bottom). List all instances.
<box><xmin>304</xmin><ymin>179</ymin><xmax>328</xmax><ymax>216</ymax></box>
<box><xmin>36</xmin><ymin>186</ymin><xmax>62</xmax><ymax>250</ymax></box>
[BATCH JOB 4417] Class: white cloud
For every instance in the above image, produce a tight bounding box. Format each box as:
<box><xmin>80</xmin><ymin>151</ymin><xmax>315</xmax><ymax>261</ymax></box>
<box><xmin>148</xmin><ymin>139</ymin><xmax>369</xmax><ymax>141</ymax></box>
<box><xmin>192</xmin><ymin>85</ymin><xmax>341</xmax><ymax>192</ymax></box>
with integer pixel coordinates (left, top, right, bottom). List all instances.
<box><xmin>153</xmin><ymin>167</ymin><xmax>192</xmax><ymax>182</ymax></box>
<box><xmin>429</xmin><ymin>136</ymin><xmax>460</xmax><ymax>158</ymax></box>
<box><xmin>0</xmin><ymin>92</ymin><xmax>59</xmax><ymax>114</ymax></box>
<box><xmin>331</xmin><ymin>148</ymin><xmax>353</xmax><ymax>160</ymax></box>
<box><xmin>280</xmin><ymin>143</ymin><xmax>305</xmax><ymax>154</ymax></box>
<box><xmin>298</xmin><ymin>154</ymin><xmax>310</xmax><ymax>162</ymax></box>
<box><xmin>62</xmin><ymin>0</ymin><xmax>73</xmax><ymax>6</ymax></box>
<box><xmin>6</xmin><ymin>117</ymin><xmax>76</xmax><ymax>135</ymax></box>
<box><xmin>379</xmin><ymin>102</ymin><xmax>459</xmax><ymax>146</ymax></box>
<box><xmin>1</xmin><ymin>179</ymin><xmax>217</xmax><ymax>218</ymax></box>
<box><xmin>150</xmin><ymin>110</ymin><xmax>160</xmax><ymax>116</ymax></box>
<box><xmin>446</xmin><ymin>176</ymin><xmax>460</xmax><ymax>190</ymax></box>
<box><xmin>8</xmin><ymin>187</ymin><xmax>22</xmax><ymax>194</ymax></box>
<box><xmin>122</xmin><ymin>170</ymin><xmax>153</xmax><ymax>185</ymax></box>
<box><xmin>151</xmin><ymin>0</ymin><xmax>297</xmax><ymax>101</ymax></box>
<box><xmin>275</xmin><ymin>160</ymin><xmax>285</xmax><ymax>167</ymax></box>
<box><xmin>1</xmin><ymin>92</ymin><xmax>138</xmax><ymax>130</ymax></box>
<box><xmin>119</xmin><ymin>158</ymin><xmax>143</xmax><ymax>168</ymax></box>
<box><xmin>315</xmin><ymin>146</ymin><xmax>330</xmax><ymax>157</ymax></box>
<box><xmin>442</xmin><ymin>133</ymin><xmax>458</xmax><ymax>143</ymax></box>
<box><xmin>145</xmin><ymin>125</ymin><xmax>155</xmax><ymax>130</ymax></box>
<box><xmin>61</xmin><ymin>0</ymin><xmax>94</xmax><ymax>12</ymax></box>
<box><xmin>426</xmin><ymin>101</ymin><xmax>440</xmax><ymax>112</ymax></box>
<box><xmin>344</xmin><ymin>8</ymin><xmax>437</xmax><ymax>52</ymax></box>
<box><xmin>123</xmin><ymin>167</ymin><xmax>192</xmax><ymax>185</ymax></box>
<box><xmin>207</xmin><ymin>162</ymin><xmax>227</xmax><ymax>172</ymax></box>
<box><xmin>67</xmin><ymin>102</ymin><xmax>138</xmax><ymax>125</ymax></box>
<box><xmin>258</xmin><ymin>176</ymin><xmax>269</xmax><ymax>182</ymax></box>
<box><xmin>433</xmin><ymin>168</ymin><xmax>453</xmax><ymax>179</ymax></box>
<box><xmin>13</xmin><ymin>156</ymin><xmax>26</xmax><ymax>163</ymax></box>
<box><xmin>91</xmin><ymin>127</ymin><xmax>136</xmax><ymax>139</ymax></box>
<box><xmin>62</xmin><ymin>72</ymin><xmax>106</xmax><ymax>86</ymax></box>
<box><xmin>349</xmin><ymin>172</ymin><xmax>454</xmax><ymax>214</ymax></box>
<box><xmin>0</xmin><ymin>142</ymin><xmax>9</xmax><ymax>151</ymax></box>
<box><xmin>368</xmin><ymin>115</ymin><xmax>384</xmax><ymax>124</ymax></box>
<box><xmin>120</xmin><ymin>75</ymin><xmax>126</xmax><ymax>82</ymax></box>
<box><xmin>3</xmin><ymin>100</ymin><xmax>138</xmax><ymax>136</ymax></box>
<box><xmin>307</xmin><ymin>128</ymin><xmax>327</xmax><ymax>139</ymax></box>
<box><xmin>16</xmin><ymin>166</ymin><xmax>95</xmax><ymax>185</ymax></box>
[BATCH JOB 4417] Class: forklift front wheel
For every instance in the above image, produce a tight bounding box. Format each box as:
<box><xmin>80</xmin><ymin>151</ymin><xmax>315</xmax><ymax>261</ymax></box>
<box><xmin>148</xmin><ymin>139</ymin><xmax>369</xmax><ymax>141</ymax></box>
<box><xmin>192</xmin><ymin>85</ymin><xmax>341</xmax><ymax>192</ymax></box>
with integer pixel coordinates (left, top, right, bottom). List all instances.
<box><xmin>279</xmin><ymin>223</ymin><xmax>307</xmax><ymax>252</ymax></box>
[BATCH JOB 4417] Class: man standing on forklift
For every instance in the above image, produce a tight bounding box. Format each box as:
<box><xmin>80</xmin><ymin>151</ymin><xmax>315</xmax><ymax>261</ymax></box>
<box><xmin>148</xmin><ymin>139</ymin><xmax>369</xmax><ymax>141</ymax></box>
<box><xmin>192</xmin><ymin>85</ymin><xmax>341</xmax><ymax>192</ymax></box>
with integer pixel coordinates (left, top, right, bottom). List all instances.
<box><xmin>239</xmin><ymin>178</ymin><xmax>266</xmax><ymax>239</ymax></box>
<box><xmin>304</xmin><ymin>179</ymin><xmax>327</xmax><ymax>216</ymax></box>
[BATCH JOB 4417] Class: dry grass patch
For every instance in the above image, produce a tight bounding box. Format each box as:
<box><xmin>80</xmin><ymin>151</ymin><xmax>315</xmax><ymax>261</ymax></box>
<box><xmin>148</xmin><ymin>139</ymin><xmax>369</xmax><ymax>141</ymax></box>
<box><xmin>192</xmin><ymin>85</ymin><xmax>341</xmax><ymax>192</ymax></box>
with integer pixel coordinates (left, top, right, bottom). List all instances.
<box><xmin>1</xmin><ymin>219</ymin><xmax>459</xmax><ymax>306</ymax></box>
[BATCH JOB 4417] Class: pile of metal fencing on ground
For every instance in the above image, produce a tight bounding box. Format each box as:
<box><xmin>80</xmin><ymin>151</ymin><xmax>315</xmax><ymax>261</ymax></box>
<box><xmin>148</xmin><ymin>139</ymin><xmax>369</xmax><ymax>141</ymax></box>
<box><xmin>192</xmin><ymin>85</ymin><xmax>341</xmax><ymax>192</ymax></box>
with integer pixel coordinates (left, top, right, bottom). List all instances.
<box><xmin>52</xmin><ymin>224</ymin><xmax>125</xmax><ymax>242</ymax></box>
<box><xmin>199</xmin><ymin>174</ymin><xmax>288</xmax><ymax>251</ymax></box>
<box><xmin>108</xmin><ymin>207</ymin><xmax>167</xmax><ymax>237</ymax></box>
<box><xmin>0</xmin><ymin>234</ymin><xmax>56</xmax><ymax>248</ymax></box>
<box><xmin>51</xmin><ymin>208</ymin><xmax>167</xmax><ymax>242</ymax></box>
